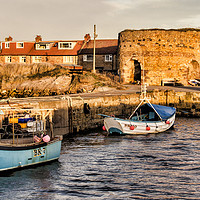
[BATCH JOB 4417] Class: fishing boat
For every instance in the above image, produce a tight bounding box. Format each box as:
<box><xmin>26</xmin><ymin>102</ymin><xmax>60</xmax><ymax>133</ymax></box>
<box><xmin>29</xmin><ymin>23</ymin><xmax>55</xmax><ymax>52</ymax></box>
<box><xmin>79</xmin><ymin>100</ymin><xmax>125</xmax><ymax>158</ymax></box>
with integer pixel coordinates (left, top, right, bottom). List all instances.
<box><xmin>0</xmin><ymin>106</ymin><xmax>62</xmax><ymax>172</ymax></box>
<box><xmin>101</xmin><ymin>84</ymin><xmax>176</xmax><ymax>135</ymax></box>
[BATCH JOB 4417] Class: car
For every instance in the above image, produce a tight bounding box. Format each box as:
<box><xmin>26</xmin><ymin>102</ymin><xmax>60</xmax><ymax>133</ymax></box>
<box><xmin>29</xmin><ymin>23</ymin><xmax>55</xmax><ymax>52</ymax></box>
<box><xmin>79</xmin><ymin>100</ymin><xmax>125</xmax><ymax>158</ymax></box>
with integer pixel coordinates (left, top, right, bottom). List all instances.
<box><xmin>188</xmin><ymin>79</ymin><xmax>200</xmax><ymax>86</ymax></box>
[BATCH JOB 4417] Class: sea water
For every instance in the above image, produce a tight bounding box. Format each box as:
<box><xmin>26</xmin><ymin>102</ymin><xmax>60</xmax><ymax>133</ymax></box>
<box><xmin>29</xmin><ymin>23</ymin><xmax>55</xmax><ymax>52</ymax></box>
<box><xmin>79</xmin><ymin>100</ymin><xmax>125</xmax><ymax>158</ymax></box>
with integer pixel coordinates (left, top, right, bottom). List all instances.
<box><xmin>0</xmin><ymin>117</ymin><xmax>200</xmax><ymax>200</ymax></box>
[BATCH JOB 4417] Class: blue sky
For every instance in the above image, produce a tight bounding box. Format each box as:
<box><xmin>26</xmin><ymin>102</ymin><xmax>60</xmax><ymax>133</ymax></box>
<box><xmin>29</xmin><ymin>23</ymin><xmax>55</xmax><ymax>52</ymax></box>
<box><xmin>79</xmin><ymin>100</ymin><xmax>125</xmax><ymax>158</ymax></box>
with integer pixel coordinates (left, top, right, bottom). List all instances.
<box><xmin>1</xmin><ymin>0</ymin><xmax>200</xmax><ymax>41</ymax></box>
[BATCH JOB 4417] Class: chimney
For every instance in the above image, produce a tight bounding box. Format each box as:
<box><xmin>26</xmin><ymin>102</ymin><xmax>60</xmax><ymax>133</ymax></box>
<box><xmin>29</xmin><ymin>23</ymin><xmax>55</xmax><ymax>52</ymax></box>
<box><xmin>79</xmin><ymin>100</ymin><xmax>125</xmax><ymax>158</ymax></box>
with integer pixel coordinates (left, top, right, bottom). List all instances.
<box><xmin>5</xmin><ymin>36</ymin><xmax>13</xmax><ymax>42</ymax></box>
<box><xmin>84</xmin><ymin>34</ymin><xmax>91</xmax><ymax>42</ymax></box>
<box><xmin>35</xmin><ymin>35</ymin><xmax>42</xmax><ymax>42</ymax></box>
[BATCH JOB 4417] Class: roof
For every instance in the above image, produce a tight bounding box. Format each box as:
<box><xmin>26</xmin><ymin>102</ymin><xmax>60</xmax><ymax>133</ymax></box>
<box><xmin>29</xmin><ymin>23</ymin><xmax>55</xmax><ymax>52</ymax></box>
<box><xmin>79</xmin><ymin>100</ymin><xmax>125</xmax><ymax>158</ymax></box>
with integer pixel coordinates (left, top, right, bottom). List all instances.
<box><xmin>28</xmin><ymin>41</ymin><xmax>84</xmax><ymax>56</ymax></box>
<box><xmin>79</xmin><ymin>39</ymin><xmax>118</xmax><ymax>55</ymax></box>
<box><xmin>0</xmin><ymin>42</ymin><xmax>35</xmax><ymax>56</ymax></box>
<box><xmin>0</xmin><ymin>38</ymin><xmax>118</xmax><ymax>56</ymax></box>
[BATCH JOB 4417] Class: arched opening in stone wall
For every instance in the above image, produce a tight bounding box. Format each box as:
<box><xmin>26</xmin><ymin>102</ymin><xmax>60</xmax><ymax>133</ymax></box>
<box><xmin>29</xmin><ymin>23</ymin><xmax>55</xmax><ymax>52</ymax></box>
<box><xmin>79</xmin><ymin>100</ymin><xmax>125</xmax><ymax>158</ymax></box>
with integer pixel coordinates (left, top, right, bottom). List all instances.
<box><xmin>188</xmin><ymin>60</ymin><xmax>200</xmax><ymax>80</ymax></box>
<box><xmin>133</xmin><ymin>60</ymin><xmax>141</xmax><ymax>84</ymax></box>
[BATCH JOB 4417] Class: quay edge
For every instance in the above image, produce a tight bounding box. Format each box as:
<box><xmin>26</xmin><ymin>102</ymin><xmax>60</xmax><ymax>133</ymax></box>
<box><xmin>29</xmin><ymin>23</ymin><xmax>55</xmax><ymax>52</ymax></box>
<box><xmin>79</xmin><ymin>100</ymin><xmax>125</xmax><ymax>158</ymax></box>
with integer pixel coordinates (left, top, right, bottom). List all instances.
<box><xmin>2</xmin><ymin>88</ymin><xmax>200</xmax><ymax>136</ymax></box>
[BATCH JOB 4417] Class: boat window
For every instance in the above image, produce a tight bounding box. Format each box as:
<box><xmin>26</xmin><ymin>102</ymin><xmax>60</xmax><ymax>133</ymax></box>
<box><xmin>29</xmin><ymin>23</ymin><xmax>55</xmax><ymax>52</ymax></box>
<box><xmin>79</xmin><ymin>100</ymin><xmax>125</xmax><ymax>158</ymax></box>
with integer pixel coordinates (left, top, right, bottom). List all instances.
<box><xmin>131</xmin><ymin>110</ymin><xmax>160</xmax><ymax>121</ymax></box>
<box><xmin>149</xmin><ymin>112</ymin><xmax>155</xmax><ymax>119</ymax></box>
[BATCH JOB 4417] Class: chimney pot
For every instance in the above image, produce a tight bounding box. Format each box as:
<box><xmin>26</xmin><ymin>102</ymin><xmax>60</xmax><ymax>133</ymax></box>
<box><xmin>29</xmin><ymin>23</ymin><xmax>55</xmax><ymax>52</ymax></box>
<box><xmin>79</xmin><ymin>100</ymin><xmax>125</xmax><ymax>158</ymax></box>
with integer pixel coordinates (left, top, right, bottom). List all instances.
<box><xmin>35</xmin><ymin>35</ymin><xmax>42</xmax><ymax>42</ymax></box>
<box><xmin>5</xmin><ymin>36</ymin><xmax>13</xmax><ymax>42</ymax></box>
<box><xmin>84</xmin><ymin>34</ymin><xmax>91</xmax><ymax>41</ymax></box>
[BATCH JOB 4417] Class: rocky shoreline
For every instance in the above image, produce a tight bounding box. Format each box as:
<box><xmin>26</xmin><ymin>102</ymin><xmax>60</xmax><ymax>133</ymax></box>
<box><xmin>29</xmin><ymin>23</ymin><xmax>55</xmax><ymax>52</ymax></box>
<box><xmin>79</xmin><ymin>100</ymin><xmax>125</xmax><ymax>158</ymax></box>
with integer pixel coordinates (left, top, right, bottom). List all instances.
<box><xmin>0</xmin><ymin>63</ymin><xmax>123</xmax><ymax>98</ymax></box>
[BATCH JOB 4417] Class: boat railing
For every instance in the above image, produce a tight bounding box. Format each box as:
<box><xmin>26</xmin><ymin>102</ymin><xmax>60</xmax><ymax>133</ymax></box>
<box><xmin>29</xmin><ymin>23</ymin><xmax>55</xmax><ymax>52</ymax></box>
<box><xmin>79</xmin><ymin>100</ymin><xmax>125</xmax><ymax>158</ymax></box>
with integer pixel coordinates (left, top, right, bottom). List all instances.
<box><xmin>0</xmin><ymin>107</ymin><xmax>55</xmax><ymax>145</ymax></box>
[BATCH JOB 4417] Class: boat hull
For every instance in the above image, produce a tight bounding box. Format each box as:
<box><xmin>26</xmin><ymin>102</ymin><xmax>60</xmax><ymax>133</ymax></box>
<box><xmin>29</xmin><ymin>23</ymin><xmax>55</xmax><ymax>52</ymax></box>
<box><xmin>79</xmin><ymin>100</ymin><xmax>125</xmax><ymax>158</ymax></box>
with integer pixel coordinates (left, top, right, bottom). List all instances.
<box><xmin>0</xmin><ymin>137</ymin><xmax>62</xmax><ymax>172</ymax></box>
<box><xmin>104</xmin><ymin>114</ymin><xmax>175</xmax><ymax>135</ymax></box>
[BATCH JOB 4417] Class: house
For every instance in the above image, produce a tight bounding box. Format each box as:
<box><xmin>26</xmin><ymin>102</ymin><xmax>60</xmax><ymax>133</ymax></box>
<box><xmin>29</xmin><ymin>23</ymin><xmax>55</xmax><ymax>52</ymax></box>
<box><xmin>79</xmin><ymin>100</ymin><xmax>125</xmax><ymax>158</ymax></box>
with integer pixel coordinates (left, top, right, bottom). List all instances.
<box><xmin>0</xmin><ymin>34</ymin><xmax>118</xmax><ymax>73</ymax></box>
<box><xmin>28</xmin><ymin>36</ymin><xmax>84</xmax><ymax>65</ymax></box>
<box><xmin>78</xmin><ymin>37</ymin><xmax>118</xmax><ymax>72</ymax></box>
<box><xmin>0</xmin><ymin>36</ymin><xmax>34</xmax><ymax>64</ymax></box>
<box><xmin>0</xmin><ymin>36</ymin><xmax>84</xmax><ymax>66</ymax></box>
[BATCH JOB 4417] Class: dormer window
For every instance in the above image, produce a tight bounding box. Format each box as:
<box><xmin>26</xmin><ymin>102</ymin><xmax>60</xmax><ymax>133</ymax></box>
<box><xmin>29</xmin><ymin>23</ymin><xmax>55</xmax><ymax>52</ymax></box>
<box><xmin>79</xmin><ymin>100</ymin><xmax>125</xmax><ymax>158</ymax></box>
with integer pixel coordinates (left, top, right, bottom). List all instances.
<box><xmin>36</xmin><ymin>43</ymin><xmax>51</xmax><ymax>50</ymax></box>
<box><xmin>5</xmin><ymin>42</ymin><xmax>10</xmax><ymax>49</ymax></box>
<box><xmin>58</xmin><ymin>42</ymin><xmax>75</xmax><ymax>49</ymax></box>
<box><xmin>36</xmin><ymin>44</ymin><xmax>40</xmax><ymax>49</ymax></box>
<box><xmin>16</xmin><ymin>42</ymin><xmax>24</xmax><ymax>48</ymax></box>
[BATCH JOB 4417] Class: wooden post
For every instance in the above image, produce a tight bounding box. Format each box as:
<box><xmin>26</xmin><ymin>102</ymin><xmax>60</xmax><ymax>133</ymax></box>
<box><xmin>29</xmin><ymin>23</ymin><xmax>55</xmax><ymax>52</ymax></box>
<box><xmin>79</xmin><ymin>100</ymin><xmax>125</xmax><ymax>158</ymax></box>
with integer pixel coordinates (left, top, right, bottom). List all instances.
<box><xmin>49</xmin><ymin>111</ymin><xmax>54</xmax><ymax>138</ymax></box>
<box><xmin>93</xmin><ymin>24</ymin><xmax>98</xmax><ymax>73</ymax></box>
<box><xmin>12</xmin><ymin>112</ymin><xmax>15</xmax><ymax>144</ymax></box>
<box><xmin>0</xmin><ymin>115</ymin><xmax>2</xmax><ymax>129</ymax></box>
<box><xmin>42</xmin><ymin>112</ymin><xmax>46</xmax><ymax>132</ymax></box>
<box><xmin>68</xmin><ymin>97</ymin><xmax>73</xmax><ymax>134</ymax></box>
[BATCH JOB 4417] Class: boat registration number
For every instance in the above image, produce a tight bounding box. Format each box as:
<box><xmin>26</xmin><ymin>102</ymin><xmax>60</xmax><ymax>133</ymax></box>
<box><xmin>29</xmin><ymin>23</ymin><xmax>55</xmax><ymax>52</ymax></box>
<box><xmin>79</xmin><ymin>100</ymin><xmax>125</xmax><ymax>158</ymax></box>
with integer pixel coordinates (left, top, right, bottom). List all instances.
<box><xmin>33</xmin><ymin>147</ymin><xmax>46</xmax><ymax>157</ymax></box>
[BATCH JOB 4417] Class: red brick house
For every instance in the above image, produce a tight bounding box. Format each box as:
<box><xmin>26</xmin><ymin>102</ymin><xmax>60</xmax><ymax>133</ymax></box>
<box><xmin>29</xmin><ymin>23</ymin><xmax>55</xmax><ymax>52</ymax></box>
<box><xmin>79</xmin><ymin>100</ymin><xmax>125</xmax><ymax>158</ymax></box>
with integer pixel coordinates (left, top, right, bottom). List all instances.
<box><xmin>0</xmin><ymin>36</ymin><xmax>34</xmax><ymax>64</ymax></box>
<box><xmin>0</xmin><ymin>36</ymin><xmax>84</xmax><ymax>66</ymax></box>
<box><xmin>0</xmin><ymin>35</ymin><xmax>118</xmax><ymax>72</ymax></box>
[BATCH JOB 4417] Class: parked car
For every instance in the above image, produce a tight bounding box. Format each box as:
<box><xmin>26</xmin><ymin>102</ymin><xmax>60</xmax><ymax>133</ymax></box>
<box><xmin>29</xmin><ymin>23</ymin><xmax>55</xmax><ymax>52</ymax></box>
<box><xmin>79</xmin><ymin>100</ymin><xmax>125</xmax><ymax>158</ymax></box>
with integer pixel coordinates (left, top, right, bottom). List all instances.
<box><xmin>188</xmin><ymin>79</ymin><xmax>200</xmax><ymax>86</ymax></box>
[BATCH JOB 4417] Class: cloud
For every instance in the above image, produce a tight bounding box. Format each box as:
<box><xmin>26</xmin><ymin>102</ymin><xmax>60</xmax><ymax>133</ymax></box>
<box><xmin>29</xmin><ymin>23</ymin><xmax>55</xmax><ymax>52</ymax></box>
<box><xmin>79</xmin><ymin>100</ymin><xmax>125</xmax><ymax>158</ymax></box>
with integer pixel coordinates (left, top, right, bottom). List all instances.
<box><xmin>178</xmin><ymin>14</ymin><xmax>200</xmax><ymax>28</ymax></box>
<box><xmin>1</xmin><ymin>0</ymin><xmax>200</xmax><ymax>41</ymax></box>
<box><xmin>103</xmin><ymin>0</ymin><xmax>171</xmax><ymax>12</ymax></box>
<box><xmin>103</xmin><ymin>0</ymin><xmax>132</xmax><ymax>13</ymax></box>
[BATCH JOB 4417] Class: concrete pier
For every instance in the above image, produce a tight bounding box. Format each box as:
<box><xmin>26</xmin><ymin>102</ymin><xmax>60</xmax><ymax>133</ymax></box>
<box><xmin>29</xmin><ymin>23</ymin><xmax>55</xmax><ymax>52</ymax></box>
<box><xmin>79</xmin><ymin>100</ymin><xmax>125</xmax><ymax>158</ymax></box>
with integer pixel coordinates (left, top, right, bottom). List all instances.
<box><xmin>3</xmin><ymin>85</ymin><xmax>200</xmax><ymax>136</ymax></box>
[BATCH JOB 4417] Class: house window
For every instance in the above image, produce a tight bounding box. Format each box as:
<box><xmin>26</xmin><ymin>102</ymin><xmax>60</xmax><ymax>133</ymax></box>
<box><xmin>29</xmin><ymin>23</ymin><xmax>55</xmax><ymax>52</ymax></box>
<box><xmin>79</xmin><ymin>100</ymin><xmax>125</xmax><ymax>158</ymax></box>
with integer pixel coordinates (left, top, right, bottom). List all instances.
<box><xmin>5</xmin><ymin>42</ymin><xmax>10</xmax><ymax>49</ymax></box>
<box><xmin>32</xmin><ymin>56</ymin><xmax>42</xmax><ymax>63</ymax></box>
<box><xmin>20</xmin><ymin>56</ymin><xmax>26</xmax><ymax>63</ymax></box>
<box><xmin>58</xmin><ymin>42</ymin><xmax>74</xmax><ymax>49</ymax></box>
<box><xmin>5</xmin><ymin>56</ymin><xmax>11</xmax><ymax>63</ymax></box>
<box><xmin>36</xmin><ymin>43</ymin><xmax>50</xmax><ymax>50</ymax></box>
<box><xmin>63</xmin><ymin>56</ymin><xmax>74</xmax><ymax>63</ymax></box>
<box><xmin>46</xmin><ymin>44</ymin><xmax>50</xmax><ymax>49</ymax></box>
<box><xmin>105</xmin><ymin>55</ymin><xmax>112</xmax><ymax>62</ymax></box>
<box><xmin>83</xmin><ymin>55</ymin><xmax>93</xmax><ymax>61</ymax></box>
<box><xmin>16</xmin><ymin>42</ymin><xmax>24</xmax><ymax>48</ymax></box>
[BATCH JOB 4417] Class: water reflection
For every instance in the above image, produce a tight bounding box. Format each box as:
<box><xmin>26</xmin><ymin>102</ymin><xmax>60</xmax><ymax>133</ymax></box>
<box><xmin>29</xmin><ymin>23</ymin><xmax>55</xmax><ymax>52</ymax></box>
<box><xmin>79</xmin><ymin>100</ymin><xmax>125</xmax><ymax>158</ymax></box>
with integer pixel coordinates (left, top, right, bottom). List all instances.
<box><xmin>0</xmin><ymin>117</ymin><xmax>200</xmax><ymax>199</ymax></box>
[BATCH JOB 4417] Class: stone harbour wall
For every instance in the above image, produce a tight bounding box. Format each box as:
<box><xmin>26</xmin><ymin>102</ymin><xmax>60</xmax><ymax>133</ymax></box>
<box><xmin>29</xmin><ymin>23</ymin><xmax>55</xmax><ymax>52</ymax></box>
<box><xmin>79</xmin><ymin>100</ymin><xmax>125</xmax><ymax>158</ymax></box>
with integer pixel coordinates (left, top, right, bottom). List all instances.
<box><xmin>8</xmin><ymin>90</ymin><xmax>200</xmax><ymax>135</ymax></box>
<box><xmin>69</xmin><ymin>90</ymin><xmax>200</xmax><ymax>134</ymax></box>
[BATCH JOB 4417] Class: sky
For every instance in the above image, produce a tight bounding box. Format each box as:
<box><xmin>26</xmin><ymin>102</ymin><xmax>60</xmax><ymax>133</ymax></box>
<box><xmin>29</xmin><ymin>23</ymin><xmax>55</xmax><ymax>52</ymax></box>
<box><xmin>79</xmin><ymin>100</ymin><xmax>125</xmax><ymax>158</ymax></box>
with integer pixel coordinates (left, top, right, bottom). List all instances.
<box><xmin>1</xmin><ymin>0</ymin><xmax>200</xmax><ymax>41</ymax></box>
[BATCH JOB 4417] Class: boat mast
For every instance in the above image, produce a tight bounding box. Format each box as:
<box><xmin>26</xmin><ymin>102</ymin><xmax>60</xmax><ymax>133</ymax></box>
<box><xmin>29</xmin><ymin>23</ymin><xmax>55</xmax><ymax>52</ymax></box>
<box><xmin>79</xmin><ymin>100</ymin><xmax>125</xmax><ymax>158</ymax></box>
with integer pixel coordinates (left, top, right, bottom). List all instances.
<box><xmin>129</xmin><ymin>48</ymin><xmax>163</xmax><ymax>121</ymax></box>
<box><xmin>129</xmin><ymin>48</ymin><xmax>147</xmax><ymax>119</ymax></box>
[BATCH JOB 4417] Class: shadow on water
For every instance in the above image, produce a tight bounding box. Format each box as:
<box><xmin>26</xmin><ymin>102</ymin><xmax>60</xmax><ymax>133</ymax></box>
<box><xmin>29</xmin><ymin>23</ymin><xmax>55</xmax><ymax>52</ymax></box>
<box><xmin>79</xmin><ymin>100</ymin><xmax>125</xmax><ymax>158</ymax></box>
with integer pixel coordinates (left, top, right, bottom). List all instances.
<box><xmin>0</xmin><ymin>160</ymin><xmax>61</xmax><ymax>177</ymax></box>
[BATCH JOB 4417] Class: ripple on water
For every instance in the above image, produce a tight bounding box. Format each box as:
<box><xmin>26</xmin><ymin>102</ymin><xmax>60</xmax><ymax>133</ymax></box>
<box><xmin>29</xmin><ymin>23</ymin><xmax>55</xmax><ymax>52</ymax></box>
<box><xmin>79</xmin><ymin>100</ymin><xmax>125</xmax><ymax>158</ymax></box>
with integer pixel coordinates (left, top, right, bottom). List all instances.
<box><xmin>0</xmin><ymin>117</ymin><xmax>200</xmax><ymax>199</ymax></box>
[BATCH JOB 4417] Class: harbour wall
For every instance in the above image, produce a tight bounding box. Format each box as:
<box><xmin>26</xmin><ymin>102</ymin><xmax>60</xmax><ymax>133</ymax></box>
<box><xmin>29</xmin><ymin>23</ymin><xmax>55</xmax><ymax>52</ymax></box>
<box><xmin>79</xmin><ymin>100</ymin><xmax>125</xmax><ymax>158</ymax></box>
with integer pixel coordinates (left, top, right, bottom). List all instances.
<box><xmin>8</xmin><ymin>89</ymin><xmax>200</xmax><ymax>135</ymax></box>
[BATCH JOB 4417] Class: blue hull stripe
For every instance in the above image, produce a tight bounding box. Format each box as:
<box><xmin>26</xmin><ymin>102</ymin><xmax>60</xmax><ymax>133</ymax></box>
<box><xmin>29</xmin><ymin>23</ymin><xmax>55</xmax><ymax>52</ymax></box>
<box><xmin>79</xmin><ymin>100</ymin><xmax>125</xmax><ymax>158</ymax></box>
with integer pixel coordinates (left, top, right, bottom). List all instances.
<box><xmin>0</xmin><ymin>140</ymin><xmax>62</xmax><ymax>172</ymax></box>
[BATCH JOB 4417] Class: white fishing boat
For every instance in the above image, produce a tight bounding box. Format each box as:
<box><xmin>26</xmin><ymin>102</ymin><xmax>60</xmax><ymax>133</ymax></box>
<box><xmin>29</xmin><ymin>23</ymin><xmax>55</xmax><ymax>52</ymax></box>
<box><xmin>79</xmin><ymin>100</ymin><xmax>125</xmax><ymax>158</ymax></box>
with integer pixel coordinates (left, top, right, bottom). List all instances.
<box><xmin>0</xmin><ymin>106</ymin><xmax>62</xmax><ymax>172</ymax></box>
<box><xmin>101</xmin><ymin>84</ymin><xmax>176</xmax><ymax>135</ymax></box>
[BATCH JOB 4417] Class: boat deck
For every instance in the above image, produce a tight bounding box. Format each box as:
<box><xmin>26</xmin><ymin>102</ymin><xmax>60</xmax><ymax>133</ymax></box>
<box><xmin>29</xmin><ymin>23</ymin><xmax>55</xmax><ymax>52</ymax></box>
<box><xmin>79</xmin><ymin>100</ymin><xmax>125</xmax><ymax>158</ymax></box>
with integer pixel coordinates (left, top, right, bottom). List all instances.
<box><xmin>0</xmin><ymin>137</ymin><xmax>34</xmax><ymax>145</ymax></box>
<box><xmin>0</xmin><ymin>136</ymin><xmax>62</xmax><ymax>147</ymax></box>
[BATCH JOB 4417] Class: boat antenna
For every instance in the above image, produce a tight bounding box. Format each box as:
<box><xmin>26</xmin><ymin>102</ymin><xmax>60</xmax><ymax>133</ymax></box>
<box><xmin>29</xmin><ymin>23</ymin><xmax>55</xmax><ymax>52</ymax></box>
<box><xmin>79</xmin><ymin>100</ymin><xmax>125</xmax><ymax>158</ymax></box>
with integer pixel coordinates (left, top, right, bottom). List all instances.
<box><xmin>129</xmin><ymin>47</ymin><xmax>164</xmax><ymax>121</ymax></box>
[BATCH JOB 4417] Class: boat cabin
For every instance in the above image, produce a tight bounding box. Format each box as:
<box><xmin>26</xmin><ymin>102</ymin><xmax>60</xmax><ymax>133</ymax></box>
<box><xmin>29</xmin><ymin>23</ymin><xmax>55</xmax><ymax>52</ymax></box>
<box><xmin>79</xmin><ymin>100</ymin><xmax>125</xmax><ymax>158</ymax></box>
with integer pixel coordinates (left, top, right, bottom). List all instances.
<box><xmin>130</xmin><ymin>103</ymin><xmax>176</xmax><ymax>122</ymax></box>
